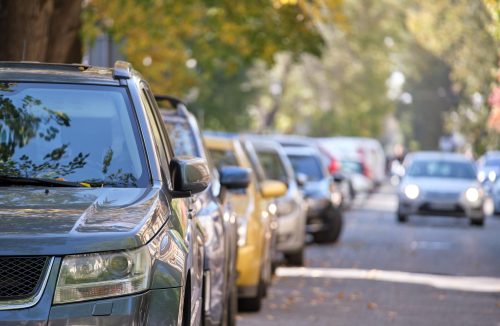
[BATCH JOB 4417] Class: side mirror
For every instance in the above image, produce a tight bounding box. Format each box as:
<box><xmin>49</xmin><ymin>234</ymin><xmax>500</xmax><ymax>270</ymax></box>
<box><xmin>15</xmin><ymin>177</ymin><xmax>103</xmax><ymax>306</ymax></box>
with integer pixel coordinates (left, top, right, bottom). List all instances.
<box><xmin>220</xmin><ymin>166</ymin><xmax>251</xmax><ymax>190</ymax></box>
<box><xmin>170</xmin><ymin>156</ymin><xmax>210</xmax><ymax>197</ymax></box>
<box><xmin>296</xmin><ymin>173</ymin><xmax>308</xmax><ymax>187</ymax></box>
<box><xmin>332</xmin><ymin>172</ymin><xmax>345</xmax><ymax>183</ymax></box>
<box><xmin>260</xmin><ymin>180</ymin><xmax>287</xmax><ymax>199</ymax></box>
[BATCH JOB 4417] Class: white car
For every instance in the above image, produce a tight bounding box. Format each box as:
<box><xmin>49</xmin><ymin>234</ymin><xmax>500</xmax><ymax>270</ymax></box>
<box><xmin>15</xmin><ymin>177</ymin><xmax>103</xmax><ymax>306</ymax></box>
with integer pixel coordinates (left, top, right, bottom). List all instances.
<box><xmin>397</xmin><ymin>152</ymin><xmax>486</xmax><ymax>226</ymax></box>
<box><xmin>318</xmin><ymin>137</ymin><xmax>386</xmax><ymax>187</ymax></box>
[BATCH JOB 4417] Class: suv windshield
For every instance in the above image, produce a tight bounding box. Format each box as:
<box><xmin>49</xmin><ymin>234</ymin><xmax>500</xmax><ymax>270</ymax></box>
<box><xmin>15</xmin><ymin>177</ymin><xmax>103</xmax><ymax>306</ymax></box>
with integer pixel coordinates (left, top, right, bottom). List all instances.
<box><xmin>163</xmin><ymin>118</ymin><xmax>199</xmax><ymax>157</ymax></box>
<box><xmin>407</xmin><ymin>160</ymin><xmax>476</xmax><ymax>180</ymax></box>
<box><xmin>0</xmin><ymin>83</ymin><xmax>148</xmax><ymax>187</ymax></box>
<box><xmin>209</xmin><ymin>149</ymin><xmax>238</xmax><ymax>170</ymax></box>
<box><xmin>288</xmin><ymin>155</ymin><xmax>324</xmax><ymax>181</ymax></box>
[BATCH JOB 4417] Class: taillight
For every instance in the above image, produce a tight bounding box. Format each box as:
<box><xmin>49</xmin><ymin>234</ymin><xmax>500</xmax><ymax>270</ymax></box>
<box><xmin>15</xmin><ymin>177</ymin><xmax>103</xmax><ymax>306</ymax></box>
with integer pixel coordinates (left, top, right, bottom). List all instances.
<box><xmin>328</xmin><ymin>158</ymin><xmax>341</xmax><ymax>174</ymax></box>
<box><xmin>362</xmin><ymin>162</ymin><xmax>371</xmax><ymax>178</ymax></box>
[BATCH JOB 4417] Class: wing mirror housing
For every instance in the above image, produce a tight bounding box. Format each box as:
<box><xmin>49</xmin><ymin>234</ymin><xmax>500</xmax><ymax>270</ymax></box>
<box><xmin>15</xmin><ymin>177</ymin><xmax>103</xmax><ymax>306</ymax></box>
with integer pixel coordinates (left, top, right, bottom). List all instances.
<box><xmin>260</xmin><ymin>180</ymin><xmax>287</xmax><ymax>199</ymax></box>
<box><xmin>220</xmin><ymin>166</ymin><xmax>251</xmax><ymax>190</ymax></box>
<box><xmin>296</xmin><ymin>173</ymin><xmax>308</xmax><ymax>187</ymax></box>
<box><xmin>170</xmin><ymin>156</ymin><xmax>210</xmax><ymax>197</ymax></box>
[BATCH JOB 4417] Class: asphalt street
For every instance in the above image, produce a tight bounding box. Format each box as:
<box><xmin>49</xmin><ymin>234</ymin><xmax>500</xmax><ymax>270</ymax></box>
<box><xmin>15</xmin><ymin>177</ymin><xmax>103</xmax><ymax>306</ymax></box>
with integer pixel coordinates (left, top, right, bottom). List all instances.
<box><xmin>238</xmin><ymin>184</ymin><xmax>500</xmax><ymax>326</ymax></box>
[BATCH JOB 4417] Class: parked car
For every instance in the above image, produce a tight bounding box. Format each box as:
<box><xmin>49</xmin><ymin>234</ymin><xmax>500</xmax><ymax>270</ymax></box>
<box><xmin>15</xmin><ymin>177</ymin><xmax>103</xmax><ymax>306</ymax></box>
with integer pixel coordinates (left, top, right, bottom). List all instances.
<box><xmin>248</xmin><ymin>136</ymin><xmax>307</xmax><ymax>266</ymax></box>
<box><xmin>0</xmin><ymin>61</ymin><xmax>208</xmax><ymax>324</ymax></box>
<box><xmin>158</xmin><ymin>95</ymin><xmax>250</xmax><ymax>326</ymax></box>
<box><xmin>275</xmin><ymin>135</ymin><xmax>355</xmax><ymax>209</ymax></box>
<box><xmin>318</xmin><ymin>137</ymin><xmax>386</xmax><ymax>188</ymax></box>
<box><xmin>477</xmin><ymin>151</ymin><xmax>500</xmax><ymax>196</ymax></box>
<box><xmin>279</xmin><ymin>143</ymin><xmax>344</xmax><ymax>243</ymax></box>
<box><xmin>204</xmin><ymin>134</ymin><xmax>287</xmax><ymax>312</ymax></box>
<box><xmin>398</xmin><ymin>152</ymin><xmax>486</xmax><ymax>226</ymax></box>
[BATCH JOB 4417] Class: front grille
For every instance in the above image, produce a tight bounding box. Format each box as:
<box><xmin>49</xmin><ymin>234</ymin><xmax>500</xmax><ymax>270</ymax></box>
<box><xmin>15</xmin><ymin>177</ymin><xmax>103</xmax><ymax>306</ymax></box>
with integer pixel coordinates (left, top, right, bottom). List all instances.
<box><xmin>0</xmin><ymin>257</ymin><xmax>49</xmax><ymax>301</ymax></box>
<box><xmin>425</xmin><ymin>191</ymin><xmax>460</xmax><ymax>201</ymax></box>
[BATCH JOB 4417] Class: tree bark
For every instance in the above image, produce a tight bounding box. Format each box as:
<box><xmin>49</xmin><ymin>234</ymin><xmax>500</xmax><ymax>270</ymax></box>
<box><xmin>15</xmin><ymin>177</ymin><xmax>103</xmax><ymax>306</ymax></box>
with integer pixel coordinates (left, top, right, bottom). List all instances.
<box><xmin>0</xmin><ymin>0</ymin><xmax>82</xmax><ymax>63</ymax></box>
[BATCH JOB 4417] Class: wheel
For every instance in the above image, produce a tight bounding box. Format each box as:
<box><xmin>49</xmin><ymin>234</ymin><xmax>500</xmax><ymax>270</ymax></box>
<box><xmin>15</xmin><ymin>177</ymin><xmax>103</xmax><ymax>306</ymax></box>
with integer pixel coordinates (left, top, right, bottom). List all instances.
<box><xmin>313</xmin><ymin>207</ymin><xmax>343</xmax><ymax>243</ymax></box>
<box><xmin>397</xmin><ymin>213</ymin><xmax>408</xmax><ymax>223</ymax></box>
<box><xmin>470</xmin><ymin>218</ymin><xmax>485</xmax><ymax>226</ymax></box>
<box><xmin>285</xmin><ymin>248</ymin><xmax>305</xmax><ymax>266</ymax></box>
<box><xmin>238</xmin><ymin>278</ymin><xmax>263</xmax><ymax>312</ymax></box>
<box><xmin>182</xmin><ymin>277</ymin><xmax>191</xmax><ymax>326</ymax></box>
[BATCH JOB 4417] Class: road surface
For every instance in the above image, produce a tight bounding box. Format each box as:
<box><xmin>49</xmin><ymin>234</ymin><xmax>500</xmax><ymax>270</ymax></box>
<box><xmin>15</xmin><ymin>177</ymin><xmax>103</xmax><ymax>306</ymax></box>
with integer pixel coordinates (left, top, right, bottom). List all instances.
<box><xmin>239</xmin><ymin>184</ymin><xmax>500</xmax><ymax>325</ymax></box>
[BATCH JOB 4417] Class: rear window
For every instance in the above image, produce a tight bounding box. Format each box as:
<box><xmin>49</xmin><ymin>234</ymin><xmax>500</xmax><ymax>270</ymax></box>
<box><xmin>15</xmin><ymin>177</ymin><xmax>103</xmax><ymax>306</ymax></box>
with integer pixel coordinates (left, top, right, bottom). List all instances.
<box><xmin>209</xmin><ymin>149</ymin><xmax>238</xmax><ymax>170</ymax></box>
<box><xmin>164</xmin><ymin>119</ymin><xmax>199</xmax><ymax>157</ymax></box>
<box><xmin>0</xmin><ymin>82</ymin><xmax>148</xmax><ymax>187</ymax></box>
<box><xmin>256</xmin><ymin>150</ymin><xmax>288</xmax><ymax>183</ymax></box>
<box><xmin>288</xmin><ymin>155</ymin><xmax>324</xmax><ymax>181</ymax></box>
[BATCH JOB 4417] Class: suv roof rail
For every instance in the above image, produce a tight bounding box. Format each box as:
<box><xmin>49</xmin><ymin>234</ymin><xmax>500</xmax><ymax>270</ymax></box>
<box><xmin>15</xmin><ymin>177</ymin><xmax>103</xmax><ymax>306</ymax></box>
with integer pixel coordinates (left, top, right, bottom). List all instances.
<box><xmin>113</xmin><ymin>60</ymin><xmax>132</xmax><ymax>79</ymax></box>
<box><xmin>155</xmin><ymin>95</ymin><xmax>190</xmax><ymax>117</ymax></box>
<box><xmin>0</xmin><ymin>61</ymin><xmax>89</xmax><ymax>71</ymax></box>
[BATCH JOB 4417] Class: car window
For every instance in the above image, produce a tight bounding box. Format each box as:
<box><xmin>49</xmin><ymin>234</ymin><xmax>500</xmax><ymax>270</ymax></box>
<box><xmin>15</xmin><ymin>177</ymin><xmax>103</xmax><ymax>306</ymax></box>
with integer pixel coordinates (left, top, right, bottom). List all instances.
<box><xmin>407</xmin><ymin>160</ymin><xmax>476</xmax><ymax>179</ymax></box>
<box><xmin>164</xmin><ymin>119</ymin><xmax>199</xmax><ymax>157</ymax></box>
<box><xmin>0</xmin><ymin>83</ymin><xmax>148</xmax><ymax>187</ymax></box>
<box><xmin>484</xmin><ymin>158</ymin><xmax>500</xmax><ymax>167</ymax></box>
<box><xmin>257</xmin><ymin>150</ymin><xmax>288</xmax><ymax>183</ymax></box>
<box><xmin>209</xmin><ymin>149</ymin><xmax>238</xmax><ymax>170</ymax></box>
<box><xmin>288</xmin><ymin>155</ymin><xmax>324</xmax><ymax>181</ymax></box>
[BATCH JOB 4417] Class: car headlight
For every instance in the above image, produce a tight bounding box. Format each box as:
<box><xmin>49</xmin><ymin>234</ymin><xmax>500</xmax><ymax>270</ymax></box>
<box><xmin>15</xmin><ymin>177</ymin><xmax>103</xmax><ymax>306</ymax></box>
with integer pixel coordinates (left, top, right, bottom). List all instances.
<box><xmin>237</xmin><ymin>216</ymin><xmax>248</xmax><ymax>247</ymax></box>
<box><xmin>488</xmin><ymin>171</ymin><xmax>497</xmax><ymax>183</ymax></box>
<box><xmin>478</xmin><ymin>171</ymin><xmax>486</xmax><ymax>183</ymax></box>
<box><xmin>276</xmin><ymin>200</ymin><xmax>295</xmax><ymax>216</ymax></box>
<box><xmin>54</xmin><ymin>246</ymin><xmax>151</xmax><ymax>304</ymax></box>
<box><xmin>404</xmin><ymin>184</ymin><xmax>420</xmax><ymax>200</ymax></box>
<box><xmin>465</xmin><ymin>187</ymin><xmax>481</xmax><ymax>202</ymax></box>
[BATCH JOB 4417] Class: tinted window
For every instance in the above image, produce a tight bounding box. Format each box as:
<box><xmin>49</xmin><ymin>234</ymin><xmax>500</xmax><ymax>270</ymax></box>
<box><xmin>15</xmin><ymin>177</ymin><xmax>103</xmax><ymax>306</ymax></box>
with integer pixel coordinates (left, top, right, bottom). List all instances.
<box><xmin>0</xmin><ymin>83</ymin><xmax>148</xmax><ymax>187</ymax></box>
<box><xmin>484</xmin><ymin>158</ymin><xmax>500</xmax><ymax>168</ymax></box>
<box><xmin>209</xmin><ymin>149</ymin><xmax>238</xmax><ymax>170</ymax></box>
<box><xmin>288</xmin><ymin>155</ymin><xmax>324</xmax><ymax>181</ymax></box>
<box><xmin>257</xmin><ymin>151</ymin><xmax>288</xmax><ymax>183</ymax></box>
<box><xmin>164</xmin><ymin>119</ymin><xmax>199</xmax><ymax>157</ymax></box>
<box><xmin>408</xmin><ymin>160</ymin><xmax>476</xmax><ymax>179</ymax></box>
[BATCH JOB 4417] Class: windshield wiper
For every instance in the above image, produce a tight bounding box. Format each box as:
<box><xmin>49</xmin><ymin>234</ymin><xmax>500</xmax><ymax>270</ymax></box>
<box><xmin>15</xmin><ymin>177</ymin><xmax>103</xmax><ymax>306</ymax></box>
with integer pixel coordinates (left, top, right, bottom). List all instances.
<box><xmin>0</xmin><ymin>175</ymin><xmax>84</xmax><ymax>187</ymax></box>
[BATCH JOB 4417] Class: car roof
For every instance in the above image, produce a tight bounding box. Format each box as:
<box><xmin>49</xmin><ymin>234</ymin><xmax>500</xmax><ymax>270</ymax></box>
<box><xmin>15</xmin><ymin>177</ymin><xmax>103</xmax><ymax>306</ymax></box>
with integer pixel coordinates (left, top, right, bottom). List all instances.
<box><xmin>0</xmin><ymin>61</ymin><xmax>128</xmax><ymax>85</ymax></box>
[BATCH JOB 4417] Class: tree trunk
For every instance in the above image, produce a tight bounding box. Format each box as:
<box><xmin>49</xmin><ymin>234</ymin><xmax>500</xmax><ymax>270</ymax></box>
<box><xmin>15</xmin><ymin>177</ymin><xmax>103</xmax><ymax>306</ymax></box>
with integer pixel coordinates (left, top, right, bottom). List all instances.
<box><xmin>0</xmin><ymin>0</ymin><xmax>82</xmax><ymax>63</ymax></box>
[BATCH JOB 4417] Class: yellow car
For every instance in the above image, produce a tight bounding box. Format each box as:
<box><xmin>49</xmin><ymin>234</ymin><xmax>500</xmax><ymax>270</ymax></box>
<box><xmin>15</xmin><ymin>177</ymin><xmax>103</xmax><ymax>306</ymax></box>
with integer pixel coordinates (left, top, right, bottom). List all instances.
<box><xmin>204</xmin><ymin>134</ymin><xmax>287</xmax><ymax>312</ymax></box>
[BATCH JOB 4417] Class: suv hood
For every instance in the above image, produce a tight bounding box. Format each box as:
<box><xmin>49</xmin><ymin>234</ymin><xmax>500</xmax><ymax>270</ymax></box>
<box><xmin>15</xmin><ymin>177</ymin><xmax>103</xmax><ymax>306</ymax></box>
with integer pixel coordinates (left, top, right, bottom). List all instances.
<box><xmin>0</xmin><ymin>186</ymin><xmax>169</xmax><ymax>255</ymax></box>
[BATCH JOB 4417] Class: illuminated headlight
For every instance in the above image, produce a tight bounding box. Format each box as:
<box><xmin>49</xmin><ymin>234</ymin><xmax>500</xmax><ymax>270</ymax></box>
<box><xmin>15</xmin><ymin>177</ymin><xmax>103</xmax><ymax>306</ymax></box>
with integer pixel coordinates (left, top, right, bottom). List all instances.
<box><xmin>268</xmin><ymin>203</ymin><xmax>278</xmax><ymax>215</ymax></box>
<box><xmin>465</xmin><ymin>187</ymin><xmax>480</xmax><ymax>203</ymax></box>
<box><xmin>488</xmin><ymin>171</ymin><xmax>497</xmax><ymax>183</ymax></box>
<box><xmin>478</xmin><ymin>171</ymin><xmax>486</xmax><ymax>183</ymax></box>
<box><xmin>331</xmin><ymin>191</ymin><xmax>342</xmax><ymax>207</ymax></box>
<box><xmin>54</xmin><ymin>246</ymin><xmax>151</xmax><ymax>304</ymax></box>
<box><xmin>237</xmin><ymin>217</ymin><xmax>248</xmax><ymax>247</ymax></box>
<box><xmin>404</xmin><ymin>184</ymin><xmax>420</xmax><ymax>200</ymax></box>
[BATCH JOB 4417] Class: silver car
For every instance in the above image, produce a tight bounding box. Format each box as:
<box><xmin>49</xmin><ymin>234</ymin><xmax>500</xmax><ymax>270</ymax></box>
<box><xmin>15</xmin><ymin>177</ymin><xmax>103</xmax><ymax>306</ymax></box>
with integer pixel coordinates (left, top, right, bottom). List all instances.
<box><xmin>397</xmin><ymin>152</ymin><xmax>486</xmax><ymax>226</ymax></box>
<box><xmin>249</xmin><ymin>137</ymin><xmax>307</xmax><ymax>266</ymax></box>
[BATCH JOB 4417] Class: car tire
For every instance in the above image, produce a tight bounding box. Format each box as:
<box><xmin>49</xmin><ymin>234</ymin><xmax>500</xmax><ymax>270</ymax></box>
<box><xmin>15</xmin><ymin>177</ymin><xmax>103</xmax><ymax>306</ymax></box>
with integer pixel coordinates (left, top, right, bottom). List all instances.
<box><xmin>397</xmin><ymin>213</ymin><xmax>408</xmax><ymax>223</ymax></box>
<box><xmin>238</xmin><ymin>278</ymin><xmax>263</xmax><ymax>312</ymax></box>
<box><xmin>182</xmin><ymin>277</ymin><xmax>191</xmax><ymax>326</ymax></box>
<box><xmin>470</xmin><ymin>218</ymin><xmax>485</xmax><ymax>226</ymax></box>
<box><xmin>225</xmin><ymin>283</ymin><xmax>237</xmax><ymax>326</ymax></box>
<box><xmin>314</xmin><ymin>208</ymin><xmax>343</xmax><ymax>244</ymax></box>
<box><xmin>285</xmin><ymin>248</ymin><xmax>305</xmax><ymax>266</ymax></box>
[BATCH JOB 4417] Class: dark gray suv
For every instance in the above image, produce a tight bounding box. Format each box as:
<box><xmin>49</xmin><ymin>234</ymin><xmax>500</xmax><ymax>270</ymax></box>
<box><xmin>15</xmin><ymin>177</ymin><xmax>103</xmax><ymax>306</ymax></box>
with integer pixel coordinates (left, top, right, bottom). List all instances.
<box><xmin>0</xmin><ymin>61</ymin><xmax>209</xmax><ymax>325</ymax></box>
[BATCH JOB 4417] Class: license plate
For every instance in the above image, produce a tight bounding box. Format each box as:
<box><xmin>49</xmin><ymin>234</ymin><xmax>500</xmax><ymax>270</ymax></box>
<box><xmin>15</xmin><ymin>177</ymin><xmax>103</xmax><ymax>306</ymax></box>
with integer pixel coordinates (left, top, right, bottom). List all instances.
<box><xmin>429</xmin><ymin>202</ymin><xmax>455</xmax><ymax>211</ymax></box>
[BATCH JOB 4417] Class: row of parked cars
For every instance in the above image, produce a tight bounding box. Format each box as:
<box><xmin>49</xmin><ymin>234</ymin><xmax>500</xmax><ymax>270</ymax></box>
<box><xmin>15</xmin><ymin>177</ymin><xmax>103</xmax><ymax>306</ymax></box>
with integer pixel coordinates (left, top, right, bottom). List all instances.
<box><xmin>0</xmin><ymin>61</ymin><xmax>380</xmax><ymax>325</ymax></box>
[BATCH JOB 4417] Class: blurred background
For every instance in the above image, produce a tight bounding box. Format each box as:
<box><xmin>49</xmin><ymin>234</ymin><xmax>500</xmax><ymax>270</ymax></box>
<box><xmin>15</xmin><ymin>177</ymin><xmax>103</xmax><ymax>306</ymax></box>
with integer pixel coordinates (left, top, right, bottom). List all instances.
<box><xmin>2</xmin><ymin>0</ymin><xmax>500</xmax><ymax>157</ymax></box>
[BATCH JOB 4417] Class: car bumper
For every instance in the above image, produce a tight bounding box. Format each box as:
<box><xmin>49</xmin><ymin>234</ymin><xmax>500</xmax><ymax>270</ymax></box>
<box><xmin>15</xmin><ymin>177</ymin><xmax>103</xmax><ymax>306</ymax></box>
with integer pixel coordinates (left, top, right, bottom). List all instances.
<box><xmin>0</xmin><ymin>288</ymin><xmax>182</xmax><ymax>326</ymax></box>
<box><xmin>398</xmin><ymin>197</ymin><xmax>484</xmax><ymax>219</ymax></box>
<box><xmin>276</xmin><ymin>208</ymin><xmax>306</xmax><ymax>253</ymax></box>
